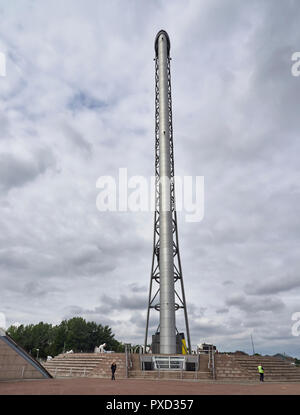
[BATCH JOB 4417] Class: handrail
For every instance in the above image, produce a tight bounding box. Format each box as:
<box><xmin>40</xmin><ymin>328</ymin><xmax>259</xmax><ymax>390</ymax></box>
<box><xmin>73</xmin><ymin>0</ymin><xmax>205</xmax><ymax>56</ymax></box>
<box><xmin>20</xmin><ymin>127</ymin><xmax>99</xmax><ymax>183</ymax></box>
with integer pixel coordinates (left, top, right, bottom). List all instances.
<box><xmin>125</xmin><ymin>344</ymin><xmax>128</xmax><ymax>378</ymax></box>
<box><xmin>125</xmin><ymin>343</ymin><xmax>133</xmax><ymax>377</ymax></box>
<box><xmin>211</xmin><ymin>349</ymin><xmax>215</xmax><ymax>380</ymax></box>
<box><xmin>197</xmin><ymin>347</ymin><xmax>216</xmax><ymax>380</ymax></box>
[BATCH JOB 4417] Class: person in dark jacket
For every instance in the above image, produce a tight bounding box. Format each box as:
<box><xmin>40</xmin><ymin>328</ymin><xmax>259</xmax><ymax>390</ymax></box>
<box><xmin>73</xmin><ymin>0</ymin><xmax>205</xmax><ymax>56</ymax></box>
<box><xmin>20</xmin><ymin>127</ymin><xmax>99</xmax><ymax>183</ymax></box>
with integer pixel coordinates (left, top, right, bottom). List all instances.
<box><xmin>111</xmin><ymin>361</ymin><xmax>117</xmax><ymax>380</ymax></box>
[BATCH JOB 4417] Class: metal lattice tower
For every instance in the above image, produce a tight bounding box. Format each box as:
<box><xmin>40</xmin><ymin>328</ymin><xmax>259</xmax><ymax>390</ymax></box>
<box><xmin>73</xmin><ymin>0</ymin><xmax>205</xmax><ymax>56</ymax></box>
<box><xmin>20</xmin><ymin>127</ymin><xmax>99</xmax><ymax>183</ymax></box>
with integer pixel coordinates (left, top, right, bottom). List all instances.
<box><xmin>144</xmin><ymin>30</ymin><xmax>191</xmax><ymax>354</ymax></box>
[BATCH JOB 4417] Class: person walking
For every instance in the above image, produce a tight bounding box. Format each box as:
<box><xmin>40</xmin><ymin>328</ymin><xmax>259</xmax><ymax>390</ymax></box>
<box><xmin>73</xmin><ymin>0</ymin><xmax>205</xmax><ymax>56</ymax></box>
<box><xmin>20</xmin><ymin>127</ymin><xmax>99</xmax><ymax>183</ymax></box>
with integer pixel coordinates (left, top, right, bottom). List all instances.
<box><xmin>111</xmin><ymin>361</ymin><xmax>117</xmax><ymax>380</ymax></box>
<box><xmin>257</xmin><ymin>364</ymin><xmax>264</xmax><ymax>382</ymax></box>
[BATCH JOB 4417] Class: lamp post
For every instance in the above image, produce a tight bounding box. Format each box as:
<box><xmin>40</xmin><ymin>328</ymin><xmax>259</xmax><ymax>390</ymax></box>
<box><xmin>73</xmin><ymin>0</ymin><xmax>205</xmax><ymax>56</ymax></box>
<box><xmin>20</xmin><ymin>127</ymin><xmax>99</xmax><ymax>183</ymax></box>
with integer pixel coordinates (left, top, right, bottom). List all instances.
<box><xmin>36</xmin><ymin>348</ymin><xmax>39</xmax><ymax>360</ymax></box>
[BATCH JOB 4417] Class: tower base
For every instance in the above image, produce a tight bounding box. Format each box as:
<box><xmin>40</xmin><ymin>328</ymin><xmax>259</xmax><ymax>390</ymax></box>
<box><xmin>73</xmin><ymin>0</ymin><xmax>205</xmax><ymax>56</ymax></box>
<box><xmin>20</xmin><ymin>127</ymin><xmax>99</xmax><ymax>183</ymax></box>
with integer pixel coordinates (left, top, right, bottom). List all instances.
<box><xmin>151</xmin><ymin>332</ymin><xmax>187</xmax><ymax>354</ymax></box>
<box><xmin>140</xmin><ymin>354</ymin><xmax>198</xmax><ymax>371</ymax></box>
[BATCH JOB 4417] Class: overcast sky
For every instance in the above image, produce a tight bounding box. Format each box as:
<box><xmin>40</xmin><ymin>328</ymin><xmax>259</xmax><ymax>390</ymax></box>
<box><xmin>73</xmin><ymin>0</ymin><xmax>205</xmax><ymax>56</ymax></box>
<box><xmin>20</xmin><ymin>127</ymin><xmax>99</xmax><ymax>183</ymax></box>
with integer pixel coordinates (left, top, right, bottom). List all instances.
<box><xmin>1</xmin><ymin>0</ymin><xmax>300</xmax><ymax>357</ymax></box>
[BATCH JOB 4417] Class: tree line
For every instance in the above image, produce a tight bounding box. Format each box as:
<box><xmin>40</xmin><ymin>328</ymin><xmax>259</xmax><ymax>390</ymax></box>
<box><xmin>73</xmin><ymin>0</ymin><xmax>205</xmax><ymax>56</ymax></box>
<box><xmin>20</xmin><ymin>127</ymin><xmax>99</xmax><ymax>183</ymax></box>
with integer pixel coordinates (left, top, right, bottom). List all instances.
<box><xmin>7</xmin><ymin>317</ymin><xmax>125</xmax><ymax>359</ymax></box>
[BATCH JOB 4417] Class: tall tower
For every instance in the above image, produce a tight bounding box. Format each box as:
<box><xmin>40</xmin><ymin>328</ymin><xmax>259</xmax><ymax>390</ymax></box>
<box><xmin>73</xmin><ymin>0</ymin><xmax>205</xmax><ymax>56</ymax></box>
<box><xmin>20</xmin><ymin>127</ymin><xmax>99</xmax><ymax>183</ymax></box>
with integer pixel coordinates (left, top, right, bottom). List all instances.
<box><xmin>144</xmin><ymin>30</ymin><xmax>191</xmax><ymax>354</ymax></box>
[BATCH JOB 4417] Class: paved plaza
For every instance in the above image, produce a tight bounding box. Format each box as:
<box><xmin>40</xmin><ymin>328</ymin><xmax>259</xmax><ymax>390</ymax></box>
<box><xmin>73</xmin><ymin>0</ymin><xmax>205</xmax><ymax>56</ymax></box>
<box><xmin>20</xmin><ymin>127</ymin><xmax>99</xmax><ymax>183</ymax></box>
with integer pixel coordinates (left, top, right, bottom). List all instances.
<box><xmin>1</xmin><ymin>378</ymin><xmax>300</xmax><ymax>395</ymax></box>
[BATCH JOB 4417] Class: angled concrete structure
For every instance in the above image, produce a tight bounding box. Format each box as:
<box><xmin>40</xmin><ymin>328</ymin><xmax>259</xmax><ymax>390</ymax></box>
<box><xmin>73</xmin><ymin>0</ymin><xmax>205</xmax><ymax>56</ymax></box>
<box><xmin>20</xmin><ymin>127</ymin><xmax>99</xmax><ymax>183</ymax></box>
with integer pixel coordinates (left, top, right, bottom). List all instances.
<box><xmin>0</xmin><ymin>328</ymin><xmax>52</xmax><ymax>380</ymax></box>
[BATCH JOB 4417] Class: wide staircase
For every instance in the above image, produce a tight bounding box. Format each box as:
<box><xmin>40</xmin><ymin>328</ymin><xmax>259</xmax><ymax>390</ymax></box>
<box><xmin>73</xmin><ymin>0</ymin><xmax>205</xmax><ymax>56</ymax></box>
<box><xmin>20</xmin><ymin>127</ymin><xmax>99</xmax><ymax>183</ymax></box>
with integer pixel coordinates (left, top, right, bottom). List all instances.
<box><xmin>215</xmin><ymin>354</ymin><xmax>253</xmax><ymax>382</ymax></box>
<box><xmin>128</xmin><ymin>353</ymin><xmax>213</xmax><ymax>381</ymax></box>
<box><xmin>43</xmin><ymin>353</ymin><xmax>126</xmax><ymax>378</ymax></box>
<box><xmin>233</xmin><ymin>355</ymin><xmax>300</xmax><ymax>382</ymax></box>
<box><xmin>215</xmin><ymin>354</ymin><xmax>300</xmax><ymax>382</ymax></box>
<box><xmin>43</xmin><ymin>353</ymin><xmax>300</xmax><ymax>383</ymax></box>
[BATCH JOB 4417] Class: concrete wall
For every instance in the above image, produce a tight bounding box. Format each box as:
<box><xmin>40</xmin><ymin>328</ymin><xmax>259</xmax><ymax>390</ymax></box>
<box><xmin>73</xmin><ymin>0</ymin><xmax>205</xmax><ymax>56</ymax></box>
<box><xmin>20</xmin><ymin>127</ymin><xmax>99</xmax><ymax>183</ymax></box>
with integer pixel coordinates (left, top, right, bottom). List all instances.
<box><xmin>0</xmin><ymin>337</ymin><xmax>45</xmax><ymax>380</ymax></box>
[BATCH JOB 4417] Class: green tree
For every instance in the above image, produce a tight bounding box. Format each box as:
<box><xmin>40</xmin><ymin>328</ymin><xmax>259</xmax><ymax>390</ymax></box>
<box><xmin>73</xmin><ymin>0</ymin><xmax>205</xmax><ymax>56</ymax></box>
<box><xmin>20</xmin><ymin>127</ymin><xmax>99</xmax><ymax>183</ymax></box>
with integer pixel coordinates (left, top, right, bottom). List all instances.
<box><xmin>50</xmin><ymin>320</ymin><xmax>68</xmax><ymax>356</ymax></box>
<box><xmin>65</xmin><ymin>317</ymin><xmax>89</xmax><ymax>352</ymax></box>
<box><xmin>7</xmin><ymin>317</ymin><xmax>125</xmax><ymax>356</ymax></box>
<box><xmin>7</xmin><ymin>324</ymin><xmax>24</xmax><ymax>346</ymax></box>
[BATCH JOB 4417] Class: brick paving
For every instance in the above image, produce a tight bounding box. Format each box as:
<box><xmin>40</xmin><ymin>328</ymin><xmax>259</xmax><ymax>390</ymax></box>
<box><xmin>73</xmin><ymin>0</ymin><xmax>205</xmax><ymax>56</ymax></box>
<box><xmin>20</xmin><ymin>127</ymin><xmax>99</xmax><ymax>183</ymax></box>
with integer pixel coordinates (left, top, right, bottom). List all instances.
<box><xmin>1</xmin><ymin>378</ymin><xmax>300</xmax><ymax>395</ymax></box>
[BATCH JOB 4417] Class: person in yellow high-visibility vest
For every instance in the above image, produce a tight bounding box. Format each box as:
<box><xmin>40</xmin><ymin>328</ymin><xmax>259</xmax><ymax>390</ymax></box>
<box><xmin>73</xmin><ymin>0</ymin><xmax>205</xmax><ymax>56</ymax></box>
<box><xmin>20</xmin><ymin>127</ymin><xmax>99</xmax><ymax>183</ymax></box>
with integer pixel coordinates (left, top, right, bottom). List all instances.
<box><xmin>257</xmin><ymin>364</ymin><xmax>264</xmax><ymax>382</ymax></box>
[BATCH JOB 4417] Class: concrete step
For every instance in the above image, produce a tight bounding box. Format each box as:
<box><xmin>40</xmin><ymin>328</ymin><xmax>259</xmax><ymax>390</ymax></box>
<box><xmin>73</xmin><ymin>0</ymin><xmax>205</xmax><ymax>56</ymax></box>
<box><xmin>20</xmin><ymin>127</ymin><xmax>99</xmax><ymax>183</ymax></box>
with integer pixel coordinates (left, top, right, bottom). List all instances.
<box><xmin>128</xmin><ymin>370</ymin><xmax>212</xmax><ymax>380</ymax></box>
<box><xmin>43</xmin><ymin>362</ymin><xmax>99</xmax><ymax>367</ymax></box>
<box><xmin>53</xmin><ymin>358</ymin><xmax>103</xmax><ymax>362</ymax></box>
<box><xmin>238</xmin><ymin>367</ymin><xmax>297</xmax><ymax>371</ymax></box>
<box><xmin>43</xmin><ymin>352</ymin><xmax>126</xmax><ymax>379</ymax></box>
<box><xmin>237</xmin><ymin>362</ymin><xmax>295</xmax><ymax>367</ymax></box>
<box><xmin>215</xmin><ymin>356</ymin><xmax>300</xmax><ymax>382</ymax></box>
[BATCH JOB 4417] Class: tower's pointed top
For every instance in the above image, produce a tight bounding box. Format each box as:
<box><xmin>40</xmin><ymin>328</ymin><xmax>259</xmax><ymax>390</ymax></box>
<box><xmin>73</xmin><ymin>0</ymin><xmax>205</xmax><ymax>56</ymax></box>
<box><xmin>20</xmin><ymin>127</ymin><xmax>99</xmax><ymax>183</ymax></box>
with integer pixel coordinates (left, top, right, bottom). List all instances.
<box><xmin>155</xmin><ymin>30</ymin><xmax>171</xmax><ymax>57</ymax></box>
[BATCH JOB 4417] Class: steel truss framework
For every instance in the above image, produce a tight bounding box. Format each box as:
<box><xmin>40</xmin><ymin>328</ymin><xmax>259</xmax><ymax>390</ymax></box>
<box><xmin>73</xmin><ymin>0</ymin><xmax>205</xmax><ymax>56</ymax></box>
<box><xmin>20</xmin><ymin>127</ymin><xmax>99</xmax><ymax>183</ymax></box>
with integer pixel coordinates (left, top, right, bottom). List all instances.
<box><xmin>144</xmin><ymin>54</ymin><xmax>191</xmax><ymax>354</ymax></box>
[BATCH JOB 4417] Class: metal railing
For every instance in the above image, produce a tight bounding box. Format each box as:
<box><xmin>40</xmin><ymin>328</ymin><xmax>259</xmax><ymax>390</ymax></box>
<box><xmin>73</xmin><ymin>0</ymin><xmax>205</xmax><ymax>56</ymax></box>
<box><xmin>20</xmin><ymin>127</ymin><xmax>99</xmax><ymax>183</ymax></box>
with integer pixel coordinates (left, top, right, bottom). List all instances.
<box><xmin>0</xmin><ymin>366</ymin><xmax>26</xmax><ymax>378</ymax></box>
<box><xmin>197</xmin><ymin>348</ymin><xmax>216</xmax><ymax>380</ymax></box>
<box><xmin>125</xmin><ymin>344</ymin><xmax>133</xmax><ymax>378</ymax></box>
<box><xmin>51</xmin><ymin>366</ymin><xmax>89</xmax><ymax>377</ymax></box>
<box><xmin>208</xmin><ymin>348</ymin><xmax>216</xmax><ymax>380</ymax></box>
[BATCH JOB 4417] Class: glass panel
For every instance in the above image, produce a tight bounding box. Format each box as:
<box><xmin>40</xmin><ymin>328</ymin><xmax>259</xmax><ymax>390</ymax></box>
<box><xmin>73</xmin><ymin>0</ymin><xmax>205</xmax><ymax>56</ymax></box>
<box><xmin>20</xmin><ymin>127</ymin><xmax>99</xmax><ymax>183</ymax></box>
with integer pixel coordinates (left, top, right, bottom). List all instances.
<box><xmin>153</xmin><ymin>356</ymin><xmax>185</xmax><ymax>370</ymax></box>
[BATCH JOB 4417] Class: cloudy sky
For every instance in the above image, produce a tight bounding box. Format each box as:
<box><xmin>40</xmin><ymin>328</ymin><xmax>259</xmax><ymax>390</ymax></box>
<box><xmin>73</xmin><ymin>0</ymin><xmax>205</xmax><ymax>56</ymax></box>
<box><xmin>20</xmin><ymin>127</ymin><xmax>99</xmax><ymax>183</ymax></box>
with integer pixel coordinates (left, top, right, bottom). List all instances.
<box><xmin>1</xmin><ymin>0</ymin><xmax>300</xmax><ymax>357</ymax></box>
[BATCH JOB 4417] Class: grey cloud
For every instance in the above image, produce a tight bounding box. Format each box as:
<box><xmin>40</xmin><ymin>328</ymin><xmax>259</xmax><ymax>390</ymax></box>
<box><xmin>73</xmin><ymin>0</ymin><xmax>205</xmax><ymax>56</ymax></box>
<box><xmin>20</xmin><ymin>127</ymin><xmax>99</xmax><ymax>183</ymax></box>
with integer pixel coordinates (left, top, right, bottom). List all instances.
<box><xmin>226</xmin><ymin>294</ymin><xmax>285</xmax><ymax>313</ymax></box>
<box><xmin>223</xmin><ymin>281</ymin><xmax>234</xmax><ymax>286</ymax></box>
<box><xmin>189</xmin><ymin>317</ymin><xmax>244</xmax><ymax>339</ymax></box>
<box><xmin>0</xmin><ymin>151</ymin><xmax>54</xmax><ymax>191</ymax></box>
<box><xmin>23</xmin><ymin>281</ymin><xmax>61</xmax><ymax>297</ymax></box>
<box><xmin>129</xmin><ymin>312</ymin><xmax>152</xmax><ymax>330</ymax></box>
<box><xmin>0</xmin><ymin>249</ymin><xmax>29</xmax><ymax>270</ymax></box>
<box><xmin>63</xmin><ymin>305</ymin><xmax>85</xmax><ymax>316</ymax></box>
<box><xmin>128</xmin><ymin>283</ymin><xmax>147</xmax><ymax>293</ymax></box>
<box><xmin>67</xmin><ymin>245</ymin><xmax>116</xmax><ymax>275</ymax></box>
<box><xmin>61</xmin><ymin>123</ymin><xmax>92</xmax><ymax>155</ymax></box>
<box><xmin>62</xmin><ymin>306</ymin><xmax>121</xmax><ymax>328</ymax></box>
<box><xmin>118</xmin><ymin>294</ymin><xmax>146</xmax><ymax>310</ymax></box>
<box><xmin>0</xmin><ymin>114</ymin><xmax>10</xmax><ymax>139</ymax></box>
<box><xmin>68</xmin><ymin>91</ymin><xmax>107</xmax><ymax>112</ymax></box>
<box><xmin>216</xmin><ymin>308</ymin><xmax>229</xmax><ymax>314</ymax></box>
<box><xmin>245</xmin><ymin>274</ymin><xmax>300</xmax><ymax>296</ymax></box>
<box><xmin>187</xmin><ymin>303</ymin><xmax>206</xmax><ymax>318</ymax></box>
<box><xmin>99</xmin><ymin>293</ymin><xmax>146</xmax><ymax>312</ymax></box>
<box><xmin>2</xmin><ymin>277</ymin><xmax>62</xmax><ymax>300</ymax></box>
